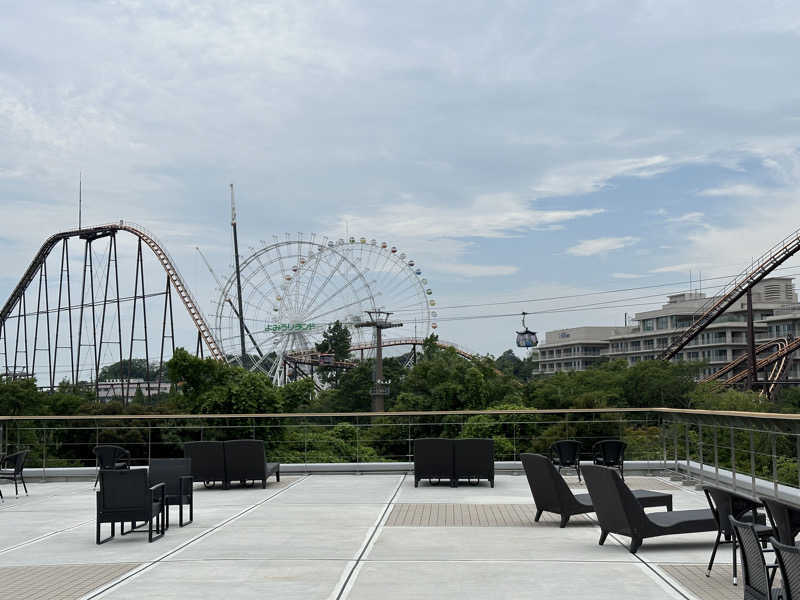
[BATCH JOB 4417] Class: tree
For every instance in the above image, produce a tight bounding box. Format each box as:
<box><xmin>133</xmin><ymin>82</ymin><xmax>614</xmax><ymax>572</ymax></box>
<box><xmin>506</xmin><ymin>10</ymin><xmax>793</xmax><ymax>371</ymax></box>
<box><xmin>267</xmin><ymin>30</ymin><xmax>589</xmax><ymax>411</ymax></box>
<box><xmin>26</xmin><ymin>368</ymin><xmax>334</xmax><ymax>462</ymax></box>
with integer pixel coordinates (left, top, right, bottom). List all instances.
<box><xmin>315</xmin><ymin>320</ymin><xmax>352</xmax><ymax>361</ymax></box>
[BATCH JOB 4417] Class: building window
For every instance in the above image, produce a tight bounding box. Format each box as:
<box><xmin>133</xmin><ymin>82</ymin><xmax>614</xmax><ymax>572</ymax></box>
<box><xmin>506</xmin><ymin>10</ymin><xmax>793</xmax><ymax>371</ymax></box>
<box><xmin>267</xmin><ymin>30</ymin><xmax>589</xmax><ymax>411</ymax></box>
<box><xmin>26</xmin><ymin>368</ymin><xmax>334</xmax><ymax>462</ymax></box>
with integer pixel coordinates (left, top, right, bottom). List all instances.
<box><xmin>656</xmin><ymin>317</ymin><xmax>669</xmax><ymax>330</ymax></box>
<box><xmin>643</xmin><ymin>319</ymin><xmax>654</xmax><ymax>331</ymax></box>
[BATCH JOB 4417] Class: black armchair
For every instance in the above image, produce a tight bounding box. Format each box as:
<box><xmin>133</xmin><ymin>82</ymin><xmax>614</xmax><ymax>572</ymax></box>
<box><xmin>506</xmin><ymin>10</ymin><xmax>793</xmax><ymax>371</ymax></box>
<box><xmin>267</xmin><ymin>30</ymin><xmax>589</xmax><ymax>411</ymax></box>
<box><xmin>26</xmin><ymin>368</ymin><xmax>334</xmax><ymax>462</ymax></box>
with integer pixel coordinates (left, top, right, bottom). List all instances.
<box><xmin>761</xmin><ymin>496</ymin><xmax>800</xmax><ymax>545</ymax></box>
<box><xmin>550</xmin><ymin>440</ymin><xmax>582</xmax><ymax>482</ymax></box>
<box><xmin>592</xmin><ymin>440</ymin><xmax>626</xmax><ymax>479</ymax></box>
<box><xmin>729</xmin><ymin>517</ymin><xmax>780</xmax><ymax>600</ymax></box>
<box><xmin>0</xmin><ymin>450</ymin><xmax>28</xmax><ymax>500</ymax></box>
<box><xmin>704</xmin><ymin>486</ymin><xmax>772</xmax><ymax>585</ymax></box>
<box><xmin>96</xmin><ymin>469</ymin><xmax>165</xmax><ymax>544</ymax></box>
<box><xmin>149</xmin><ymin>458</ymin><xmax>193</xmax><ymax>528</ymax></box>
<box><xmin>414</xmin><ymin>438</ymin><xmax>454</xmax><ymax>487</ymax></box>
<box><xmin>92</xmin><ymin>445</ymin><xmax>131</xmax><ymax>488</ymax></box>
<box><xmin>772</xmin><ymin>536</ymin><xmax>800</xmax><ymax>600</ymax></box>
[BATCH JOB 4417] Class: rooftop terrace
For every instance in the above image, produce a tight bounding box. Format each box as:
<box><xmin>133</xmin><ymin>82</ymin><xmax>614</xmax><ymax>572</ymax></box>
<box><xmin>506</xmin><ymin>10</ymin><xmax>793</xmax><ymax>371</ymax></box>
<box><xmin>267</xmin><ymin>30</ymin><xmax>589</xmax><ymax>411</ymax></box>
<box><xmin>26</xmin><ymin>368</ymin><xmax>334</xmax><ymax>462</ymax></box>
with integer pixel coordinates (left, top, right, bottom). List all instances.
<box><xmin>0</xmin><ymin>472</ymin><xmax>740</xmax><ymax>600</ymax></box>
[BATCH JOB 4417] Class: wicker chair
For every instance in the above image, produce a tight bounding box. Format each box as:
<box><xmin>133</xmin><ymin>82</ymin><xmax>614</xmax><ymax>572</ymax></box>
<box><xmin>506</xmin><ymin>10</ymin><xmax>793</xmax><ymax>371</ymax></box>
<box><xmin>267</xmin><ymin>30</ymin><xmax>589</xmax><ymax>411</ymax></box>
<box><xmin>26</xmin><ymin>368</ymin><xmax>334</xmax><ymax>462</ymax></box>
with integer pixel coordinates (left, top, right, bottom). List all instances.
<box><xmin>592</xmin><ymin>440</ymin><xmax>626</xmax><ymax>479</ymax></box>
<box><xmin>582</xmin><ymin>465</ymin><xmax>715</xmax><ymax>553</ymax></box>
<box><xmin>772</xmin><ymin>536</ymin><xmax>800</xmax><ymax>600</ymax></box>
<box><xmin>92</xmin><ymin>445</ymin><xmax>131</xmax><ymax>488</ymax></box>
<box><xmin>414</xmin><ymin>438</ymin><xmax>455</xmax><ymax>487</ymax></box>
<box><xmin>729</xmin><ymin>517</ymin><xmax>780</xmax><ymax>600</ymax></box>
<box><xmin>0</xmin><ymin>450</ymin><xmax>29</xmax><ymax>500</ymax></box>
<box><xmin>521</xmin><ymin>454</ymin><xmax>673</xmax><ymax>528</ymax></box>
<box><xmin>550</xmin><ymin>440</ymin><xmax>582</xmax><ymax>482</ymax></box>
<box><xmin>704</xmin><ymin>486</ymin><xmax>772</xmax><ymax>584</ymax></box>
<box><xmin>761</xmin><ymin>496</ymin><xmax>800</xmax><ymax>545</ymax></box>
<box><xmin>96</xmin><ymin>469</ymin><xmax>165</xmax><ymax>544</ymax></box>
<box><xmin>149</xmin><ymin>458</ymin><xmax>193</xmax><ymax>528</ymax></box>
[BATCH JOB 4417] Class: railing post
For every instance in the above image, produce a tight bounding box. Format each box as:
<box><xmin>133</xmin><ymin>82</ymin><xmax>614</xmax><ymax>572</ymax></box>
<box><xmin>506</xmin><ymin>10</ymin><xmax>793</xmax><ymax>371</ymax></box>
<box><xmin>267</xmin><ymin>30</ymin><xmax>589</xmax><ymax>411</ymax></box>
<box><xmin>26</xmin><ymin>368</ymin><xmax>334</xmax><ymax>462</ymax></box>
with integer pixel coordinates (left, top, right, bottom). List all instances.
<box><xmin>355</xmin><ymin>418</ymin><xmax>360</xmax><ymax>467</ymax></box>
<box><xmin>148</xmin><ymin>426</ymin><xmax>152</xmax><ymax>465</ymax></box>
<box><xmin>304</xmin><ymin>423</ymin><xmax>309</xmax><ymax>472</ymax></box>
<box><xmin>698</xmin><ymin>423</ymin><xmax>704</xmax><ymax>485</ymax></box>
<box><xmin>796</xmin><ymin>435</ymin><xmax>800</xmax><ymax>491</ymax></box>
<box><xmin>673</xmin><ymin>424</ymin><xmax>678</xmax><ymax>475</ymax></box>
<box><xmin>661</xmin><ymin>417</ymin><xmax>667</xmax><ymax>467</ymax></box>
<box><xmin>771</xmin><ymin>433</ymin><xmax>778</xmax><ymax>497</ymax></box>
<box><xmin>750</xmin><ymin>430</ymin><xmax>756</xmax><ymax>496</ymax></box>
<box><xmin>408</xmin><ymin>417</ymin><xmax>412</xmax><ymax>466</ymax></box>
<box><xmin>513</xmin><ymin>419</ymin><xmax>518</xmax><ymax>462</ymax></box>
<box><xmin>731</xmin><ymin>426</ymin><xmax>737</xmax><ymax>491</ymax></box>
<box><xmin>685</xmin><ymin>423</ymin><xmax>690</xmax><ymax>476</ymax></box>
<box><xmin>713</xmin><ymin>427</ymin><xmax>719</xmax><ymax>483</ymax></box>
<box><xmin>42</xmin><ymin>427</ymin><xmax>47</xmax><ymax>482</ymax></box>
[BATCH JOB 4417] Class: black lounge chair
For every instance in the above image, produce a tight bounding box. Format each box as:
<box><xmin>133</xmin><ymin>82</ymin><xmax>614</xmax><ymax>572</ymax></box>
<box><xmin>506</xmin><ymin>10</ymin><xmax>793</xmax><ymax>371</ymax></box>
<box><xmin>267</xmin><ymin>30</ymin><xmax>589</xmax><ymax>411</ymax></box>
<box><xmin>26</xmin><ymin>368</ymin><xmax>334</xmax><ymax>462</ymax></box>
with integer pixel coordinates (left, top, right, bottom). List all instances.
<box><xmin>550</xmin><ymin>440</ymin><xmax>582</xmax><ymax>482</ymax></box>
<box><xmin>0</xmin><ymin>450</ymin><xmax>28</xmax><ymax>500</ymax></box>
<box><xmin>592</xmin><ymin>440</ymin><xmax>626</xmax><ymax>479</ymax></box>
<box><xmin>149</xmin><ymin>458</ymin><xmax>193</xmax><ymax>528</ymax></box>
<box><xmin>223</xmin><ymin>440</ymin><xmax>269</xmax><ymax>489</ymax></box>
<box><xmin>729</xmin><ymin>517</ymin><xmax>780</xmax><ymax>600</ymax></box>
<box><xmin>772</xmin><ymin>537</ymin><xmax>800</xmax><ymax>600</ymax></box>
<box><xmin>92</xmin><ymin>445</ymin><xmax>131</xmax><ymax>488</ymax></box>
<box><xmin>184</xmin><ymin>441</ymin><xmax>227</xmax><ymax>488</ymax></box>
<box><xmin>96</xmin><ymin>469</ymin><xmax>165</xmax><ymax>544</ymax></box>
<box><xmin>454</xmin><ymin>438</ymin><xmax>494</xmax><ymax>487</ymax></box>
<box><xmin>414</xmin><ymin>438</ymin><xmax>454</xmax><ymax>487</ymax></box>
<box><xmin>704</xmin><ymin>486</ymin><xmax>772</xmax><ymax>584</ymax></box>
<box><xmin>761</xmin><ymin>496</ymin><xmax>800</xmax><ymax>545</ymax></box>
<box><xmin>521</xmin><ymin>454</ymin><xmax>673</xmax><ymax>528</ymax></box>
<box><xmin>582</xmin><ymin>464</ymin><xmax>716</xmax><ymax>553</ymax></box>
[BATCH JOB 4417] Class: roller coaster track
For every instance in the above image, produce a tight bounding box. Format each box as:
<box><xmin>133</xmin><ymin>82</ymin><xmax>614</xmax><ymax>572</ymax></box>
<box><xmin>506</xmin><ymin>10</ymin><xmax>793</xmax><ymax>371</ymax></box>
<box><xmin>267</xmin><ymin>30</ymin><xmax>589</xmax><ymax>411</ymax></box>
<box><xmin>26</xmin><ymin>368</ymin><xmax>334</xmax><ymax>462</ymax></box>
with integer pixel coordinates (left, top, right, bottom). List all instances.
<box><xmin>0</xmin><ymin>222</ymin><xmax>222</xmax><ymax>361</ymax></box>
<box><xmin>284</xmin><ymin>337</ymin><xmax>479</xmax><ymax>367</ymax></box>
<box><xmin>711</xmin><ymin>336</ymin><xmax>800</xmax><ymax>388</ymax></box>
<box><xmin>661</xmin><ymin>227</ymin><xmax>800</xmax><ymax>360</ymax></box>
<box><xmin>698</xmin><ymin>339</ymin><xmax>788</xmax><ymax>384</ymax></box>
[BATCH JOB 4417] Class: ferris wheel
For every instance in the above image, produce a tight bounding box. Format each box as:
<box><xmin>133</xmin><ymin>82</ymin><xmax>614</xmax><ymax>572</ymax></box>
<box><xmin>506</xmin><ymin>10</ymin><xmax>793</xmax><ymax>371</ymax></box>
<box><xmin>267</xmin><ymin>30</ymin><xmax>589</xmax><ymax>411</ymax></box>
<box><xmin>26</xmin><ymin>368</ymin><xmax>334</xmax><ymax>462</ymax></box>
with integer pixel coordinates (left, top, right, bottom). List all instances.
<box><xmin>213</xmin><ymin>233</ymin><xmax>436</xmax><ymax>384</ymax></box>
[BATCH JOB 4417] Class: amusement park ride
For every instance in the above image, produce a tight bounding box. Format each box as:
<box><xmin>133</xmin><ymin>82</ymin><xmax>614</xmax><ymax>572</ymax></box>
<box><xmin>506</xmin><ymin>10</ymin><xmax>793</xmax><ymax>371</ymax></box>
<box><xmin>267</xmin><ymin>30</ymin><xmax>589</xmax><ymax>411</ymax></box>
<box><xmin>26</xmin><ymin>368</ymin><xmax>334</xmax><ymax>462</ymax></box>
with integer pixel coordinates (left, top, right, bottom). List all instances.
<box><xmin>3</xmin><ymin>196</ymin><xmax>800</xmax><ymax>401</ymax></box>
<box><xmin>0</xmin><ymin>191</ymin><xmax>471</xmax><ymax>399</ymax></box>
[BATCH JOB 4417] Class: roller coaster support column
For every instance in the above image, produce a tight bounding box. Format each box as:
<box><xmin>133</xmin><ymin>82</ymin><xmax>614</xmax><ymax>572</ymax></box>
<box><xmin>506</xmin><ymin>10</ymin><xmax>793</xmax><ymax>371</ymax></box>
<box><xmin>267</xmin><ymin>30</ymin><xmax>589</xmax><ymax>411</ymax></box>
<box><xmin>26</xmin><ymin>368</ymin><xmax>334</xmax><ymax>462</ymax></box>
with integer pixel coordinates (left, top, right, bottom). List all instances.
<box><xmin>746</xmin><ymin>289</ymin><xmax>758</xmax><ymax>388</ymax></box>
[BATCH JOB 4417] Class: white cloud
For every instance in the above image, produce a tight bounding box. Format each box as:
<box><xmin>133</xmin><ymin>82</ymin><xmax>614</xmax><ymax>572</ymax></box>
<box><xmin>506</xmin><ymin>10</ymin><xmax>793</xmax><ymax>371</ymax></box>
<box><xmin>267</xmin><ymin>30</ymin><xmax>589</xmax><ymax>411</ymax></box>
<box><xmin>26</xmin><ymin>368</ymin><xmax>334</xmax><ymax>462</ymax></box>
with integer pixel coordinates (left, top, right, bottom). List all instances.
<box><xmin>337</xmin><ymin>193</ymin><xmax>604</xmax><ymax>239</ymax></box>
<box><xmin>426</xmin><ymin>262</ymin><xmax>519</xmax><ymax>277</ymax></box>
<box><xmin>531</xmin><ymin>156</ymin><xmax>672</xmax><ymax>198</ymax></box>
<box><xmin>566</xmin><ymin>236</ymin><xmax>639</xmax><ymax>257</ymax></box>
<box><xmin>698</xmin><ymin>184</ymin><xmax>767</xmax><ymax>197</ymax></box>
<box><xmin>612</xmin><ymin>272</ymin><xmax>644</xmax><ymax>279</ymax></box>
<box><xmin>667</xmin><ymin>211</ymin><xmax>704</xmax><ymax>223</ymax></box>
<box><xmin>649</xmin><ymin>262</ymin><xmax>711</xmax><ymax>274</ymax></box>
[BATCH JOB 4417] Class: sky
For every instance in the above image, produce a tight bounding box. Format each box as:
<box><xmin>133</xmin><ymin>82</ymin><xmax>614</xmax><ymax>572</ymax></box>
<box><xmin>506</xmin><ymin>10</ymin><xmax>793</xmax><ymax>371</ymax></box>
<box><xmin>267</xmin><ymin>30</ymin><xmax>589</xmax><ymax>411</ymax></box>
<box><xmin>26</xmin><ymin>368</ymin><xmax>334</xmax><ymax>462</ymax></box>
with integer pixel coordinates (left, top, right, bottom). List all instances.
<box><xmin>2</xmin><ymin>1</ymin><xmax>800</xmax><ymax>358</ymax></box>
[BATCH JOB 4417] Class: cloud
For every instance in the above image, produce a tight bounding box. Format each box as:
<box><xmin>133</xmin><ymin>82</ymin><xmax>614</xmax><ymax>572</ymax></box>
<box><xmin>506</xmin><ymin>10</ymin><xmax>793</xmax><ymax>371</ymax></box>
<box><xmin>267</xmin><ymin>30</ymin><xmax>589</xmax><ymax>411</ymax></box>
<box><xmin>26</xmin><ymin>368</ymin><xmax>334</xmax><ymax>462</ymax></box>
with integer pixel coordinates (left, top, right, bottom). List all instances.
<box><xmin>531</xmin><ymin>156</ymin><xmax>672</xmax><ymax>198</ymax></box>
<box><xmin>612</xmin><ymin>272</ymin><xmax>644</xmax><ymax>279</ymax></box>
<box><xmin>667</xmin><ymin>211</ymin><xmax>704</xmax><ymax>223</ymax></box>
<box><xmin>426</xmin><ymin>262</ymin><xmax>519</xmax><ymax>277</ymax></box>
<box><xmin>337</xmin><ymin>193</ymin><xmax>605</xmax><ymax>239</ymax></box>
<box><xmin>698</xmin><ymin>184</ymin><xmax>766</xmax><ymax>197</ymax></box>
<box><xmin>649</xmin><ymin>262</ymin><xmax>710</xmax><ymax>273</ymax></box>
<box><xmin>566</xmin><ymin>236</ymin><xmax>639</xmax><ymax>257</ymax></box>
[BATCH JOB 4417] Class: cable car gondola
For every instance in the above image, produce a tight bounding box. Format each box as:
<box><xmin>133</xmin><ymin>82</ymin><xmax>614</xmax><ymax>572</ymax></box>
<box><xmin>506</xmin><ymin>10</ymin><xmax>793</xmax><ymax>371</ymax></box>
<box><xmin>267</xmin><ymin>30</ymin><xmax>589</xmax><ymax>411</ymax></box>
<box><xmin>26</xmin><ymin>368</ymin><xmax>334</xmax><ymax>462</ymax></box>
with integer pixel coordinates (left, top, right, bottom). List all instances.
<box><xmin>516</xmin><ymin>312</ymin><xmax>538</xmax><ymax>348</ymax></box>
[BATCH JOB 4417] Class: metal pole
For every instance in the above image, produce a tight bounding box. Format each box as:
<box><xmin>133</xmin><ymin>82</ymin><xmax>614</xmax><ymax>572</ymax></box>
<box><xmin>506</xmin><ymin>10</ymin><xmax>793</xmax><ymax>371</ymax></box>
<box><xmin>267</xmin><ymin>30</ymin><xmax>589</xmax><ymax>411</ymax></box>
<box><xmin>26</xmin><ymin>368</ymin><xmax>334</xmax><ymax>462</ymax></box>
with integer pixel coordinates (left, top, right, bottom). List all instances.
<box><xmin>374</xmin><ymin>324</ymin><xmax>384</xmax><ymax>412</ymax></box>
<box><xmin>746</xmin><ymin>289</ymin><xmax>758</xmax><ymax>388</ymax></box>
<box><xmin>750</xmin><ymin>430</ymin><xmax>756</xmax><ymax>496</ymax></box>
<box><xmin>772</xmin><ymin>434</ymin><xmax>778</xmax><ymax>497</ymax></box>
<box><xmin>714</xmin><ymin>427</ymin><xmax>719</xmax><ymax>483</ymax></box>
<box><xmin>698</xmin><ymin>423</ymin><xmax>704</xmax><ymax>485</ymax></box>
<box><xmin>731</xmin><ymin>426</ymin><xmax>737</xmax><ymax>491</ymax></box>
<box><xmin>230</xmin><ymin>184</ymin><xmax>247</xmax><ymax>366</ymax></box>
